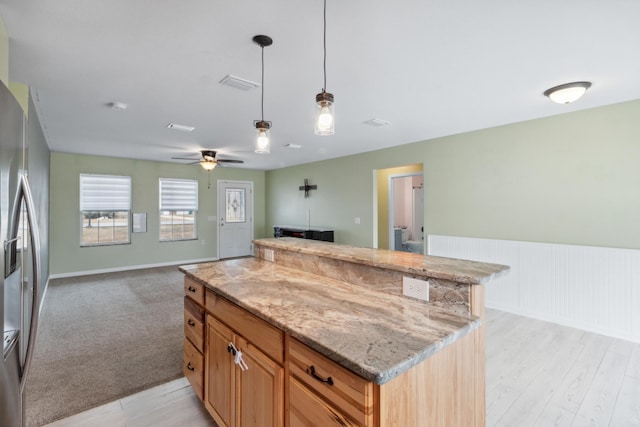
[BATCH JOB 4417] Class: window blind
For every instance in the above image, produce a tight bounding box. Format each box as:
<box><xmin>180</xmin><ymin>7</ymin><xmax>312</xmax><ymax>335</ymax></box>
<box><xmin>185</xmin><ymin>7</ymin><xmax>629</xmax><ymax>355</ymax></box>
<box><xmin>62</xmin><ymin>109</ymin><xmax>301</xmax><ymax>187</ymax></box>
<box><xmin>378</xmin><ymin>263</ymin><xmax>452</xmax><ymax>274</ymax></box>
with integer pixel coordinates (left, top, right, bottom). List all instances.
<box><xmin>80</xmin><ymin>174</ymin><xmax>131</xmax><ymax>211</ymax></box>
<box><xmin>159</xmin><ymin>178</ymin><xmax>198</xmax><ymax>211</ymax></box>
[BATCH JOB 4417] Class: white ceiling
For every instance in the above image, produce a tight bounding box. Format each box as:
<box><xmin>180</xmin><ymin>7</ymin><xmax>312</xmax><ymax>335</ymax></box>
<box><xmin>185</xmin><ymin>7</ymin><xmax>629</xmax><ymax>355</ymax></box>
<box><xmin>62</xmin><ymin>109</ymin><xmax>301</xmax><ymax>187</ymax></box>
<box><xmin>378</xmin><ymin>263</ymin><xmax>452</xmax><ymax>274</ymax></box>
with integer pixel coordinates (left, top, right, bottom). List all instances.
<box><xmin>2</xmin><ymin>0</ymin><xmax>639</xmax><ymax>171</ymax></box>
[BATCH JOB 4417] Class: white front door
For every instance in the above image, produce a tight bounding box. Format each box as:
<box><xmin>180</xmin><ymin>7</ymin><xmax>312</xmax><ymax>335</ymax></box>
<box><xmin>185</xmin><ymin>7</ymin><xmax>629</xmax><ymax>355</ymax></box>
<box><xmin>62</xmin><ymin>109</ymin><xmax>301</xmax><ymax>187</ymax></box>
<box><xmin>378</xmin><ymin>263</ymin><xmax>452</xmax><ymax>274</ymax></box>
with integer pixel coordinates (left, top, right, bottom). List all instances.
<box><xmin>217</xmin><ymin>180</ymin><xmax>253</xmax><ymax>259</ymax></box>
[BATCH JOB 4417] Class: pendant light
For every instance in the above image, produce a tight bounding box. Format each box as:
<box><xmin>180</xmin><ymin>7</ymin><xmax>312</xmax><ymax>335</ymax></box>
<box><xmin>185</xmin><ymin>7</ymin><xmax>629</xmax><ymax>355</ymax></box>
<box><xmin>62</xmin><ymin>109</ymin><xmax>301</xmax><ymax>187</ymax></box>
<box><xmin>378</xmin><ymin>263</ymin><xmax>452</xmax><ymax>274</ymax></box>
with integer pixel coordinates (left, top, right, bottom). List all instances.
<box><xmin>253</xmin><ymin>35</ymin><xmax>273</xmax><ymax>154</ymax></box>
<box><xmin>314</xmin><ymin>0</ymin><xmax>334</xmax><ymax>135</ymax></box>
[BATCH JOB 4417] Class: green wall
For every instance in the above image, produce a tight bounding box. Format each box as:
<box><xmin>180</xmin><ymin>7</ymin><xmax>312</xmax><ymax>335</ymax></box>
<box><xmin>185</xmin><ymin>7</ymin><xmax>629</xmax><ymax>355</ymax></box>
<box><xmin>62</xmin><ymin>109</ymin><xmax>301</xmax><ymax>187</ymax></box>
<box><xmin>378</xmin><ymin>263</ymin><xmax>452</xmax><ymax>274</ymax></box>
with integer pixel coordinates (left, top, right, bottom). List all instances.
<box><xmin>50</xmin><ymin>153</ymin><xmax>266</xmax><ymax>275</ymax></box>
<box><xmin>266</xmin><ymin>99</ymin><xmax>640</xmax><ymax>250</ymax></box>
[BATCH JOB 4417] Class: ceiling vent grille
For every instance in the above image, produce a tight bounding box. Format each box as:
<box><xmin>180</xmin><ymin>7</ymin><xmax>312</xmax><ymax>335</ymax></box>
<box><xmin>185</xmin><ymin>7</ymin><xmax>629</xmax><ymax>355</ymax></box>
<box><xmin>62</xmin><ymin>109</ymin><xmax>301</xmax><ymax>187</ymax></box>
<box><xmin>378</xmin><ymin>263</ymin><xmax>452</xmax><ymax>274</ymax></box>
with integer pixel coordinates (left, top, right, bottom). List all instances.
<box><xmin>363</xmin><ymin>118</ymin><xmax>390</xmax><ymax>127</ymax></box>
<box><xmin>167</xmin><ymin>123</ymin><xmax>195</xmax><ymax>132</ymax></box>
<box><xmin>219</xmin><ymin>74</ymin><xmax>261</xmax><ymax>91</ymax></box>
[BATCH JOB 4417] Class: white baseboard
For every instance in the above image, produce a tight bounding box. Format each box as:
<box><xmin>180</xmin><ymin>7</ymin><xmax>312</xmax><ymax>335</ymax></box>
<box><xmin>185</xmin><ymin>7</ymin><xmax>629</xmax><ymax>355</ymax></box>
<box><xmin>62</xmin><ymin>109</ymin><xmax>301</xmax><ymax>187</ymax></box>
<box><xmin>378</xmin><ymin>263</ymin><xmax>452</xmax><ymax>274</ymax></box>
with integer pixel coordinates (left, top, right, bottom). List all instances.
<box><xmin>49</xmin><ymin>257</ymin><xmax>218</xmax><ymax>279</ymax></box>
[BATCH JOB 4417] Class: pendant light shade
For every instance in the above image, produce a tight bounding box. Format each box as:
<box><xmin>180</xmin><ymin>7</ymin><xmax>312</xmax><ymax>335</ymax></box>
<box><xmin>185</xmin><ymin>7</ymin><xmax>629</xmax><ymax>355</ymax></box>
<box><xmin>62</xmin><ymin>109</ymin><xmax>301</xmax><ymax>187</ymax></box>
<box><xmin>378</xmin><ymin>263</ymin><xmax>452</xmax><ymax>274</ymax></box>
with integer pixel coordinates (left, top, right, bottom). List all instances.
<box><xmin>254</xmin><ymin>120</ymin><xmax>271</xmax><ymax>154</ymax></box>
<box><xmin>315</xmin><ymin>0</ymin><xmax>334</xmax><ymax>135</ymax></box>
<box><xmin>315</xmin><ymin>91</ymin><xmax>334</xmax><ymax>135</ymax></box>
<box><xmin>253</xmin><ymin>35</ymin><xmax>273</xmax><ymax>153</ymax></box>
<box><xmin>544</xmin><ymin>81</ymin><xmax>591</xmax><ymax>104</ymax></box>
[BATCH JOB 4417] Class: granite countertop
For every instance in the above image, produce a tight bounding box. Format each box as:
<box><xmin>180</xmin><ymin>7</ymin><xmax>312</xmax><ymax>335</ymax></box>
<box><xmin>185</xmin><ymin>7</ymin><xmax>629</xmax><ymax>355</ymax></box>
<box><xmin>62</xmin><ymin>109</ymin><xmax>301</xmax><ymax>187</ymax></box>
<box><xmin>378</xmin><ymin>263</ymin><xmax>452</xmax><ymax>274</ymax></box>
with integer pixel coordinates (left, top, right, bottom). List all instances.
<box><xmin>254</xmin><ymin>237</ymin><xmax>509</xmax><ymax>285</ymax></box>
<box><xmin>180</xmin><ymin>257</ymin><xmax>480</xmax><ymax>385</ymax></box>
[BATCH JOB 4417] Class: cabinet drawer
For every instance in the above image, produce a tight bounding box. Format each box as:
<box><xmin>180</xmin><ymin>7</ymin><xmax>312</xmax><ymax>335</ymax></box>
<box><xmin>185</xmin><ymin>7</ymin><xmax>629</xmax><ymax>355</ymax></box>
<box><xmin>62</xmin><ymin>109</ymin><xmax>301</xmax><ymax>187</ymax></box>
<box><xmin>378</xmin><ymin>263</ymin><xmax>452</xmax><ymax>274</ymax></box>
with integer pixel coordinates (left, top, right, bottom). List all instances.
<box><xmin>184</xmin><ymin>277</ymin><xmax>205</xmax><ymax>306</ymax></box>
<box><xmin>290</xmin><ymin>376</ymin><xmax>360</xmax><ymax>427</ymax></box>
<box><xmin>206</xmin><ymin>290</ymin><xmax>284</xmax><ymax>364</ymax></box>
<box><xmin>289</xmin><ymin>338</ymin><xmax>373</xmax><ymax>426</ymax></box>
<box><xmin>183</xmin><ymin>338</ymin><xmax>204</xmax><ymax>401</ymax></box>
<box><xmin>184</xmin><ymin>297</ymin><xmax>205</xmax><ymax>352</ymax></box>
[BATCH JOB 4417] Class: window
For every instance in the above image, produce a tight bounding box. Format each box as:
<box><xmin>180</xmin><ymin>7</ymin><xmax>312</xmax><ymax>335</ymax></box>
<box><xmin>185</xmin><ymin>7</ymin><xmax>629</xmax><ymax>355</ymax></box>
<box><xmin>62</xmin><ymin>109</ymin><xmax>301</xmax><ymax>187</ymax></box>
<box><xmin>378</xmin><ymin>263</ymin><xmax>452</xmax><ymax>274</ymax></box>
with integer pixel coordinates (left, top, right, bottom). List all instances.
<box><xmin>80</xmin><ymin>174</ymin><xmax>131</xmax><ymax>246</ymax></box>
<box><xmin>225</xmin><ymin>187</ymin><xmax>246</xmax><ymax>223</ymax></box>
<box><xmin>159</xmin><ymin>178</ymin><xmax>198</xmax><ymax>241</ymax></box>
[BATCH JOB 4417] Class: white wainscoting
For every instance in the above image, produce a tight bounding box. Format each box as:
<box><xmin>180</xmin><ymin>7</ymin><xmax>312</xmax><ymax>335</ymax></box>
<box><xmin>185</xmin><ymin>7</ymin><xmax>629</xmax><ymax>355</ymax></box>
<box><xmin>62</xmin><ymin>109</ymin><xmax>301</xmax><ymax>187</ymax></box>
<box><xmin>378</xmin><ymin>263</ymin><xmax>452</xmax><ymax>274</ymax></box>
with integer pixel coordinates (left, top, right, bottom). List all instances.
<box><xmin>428</xmin><ymin>235</ymin><xmax>640</xmax><ymax>343</ymax></box>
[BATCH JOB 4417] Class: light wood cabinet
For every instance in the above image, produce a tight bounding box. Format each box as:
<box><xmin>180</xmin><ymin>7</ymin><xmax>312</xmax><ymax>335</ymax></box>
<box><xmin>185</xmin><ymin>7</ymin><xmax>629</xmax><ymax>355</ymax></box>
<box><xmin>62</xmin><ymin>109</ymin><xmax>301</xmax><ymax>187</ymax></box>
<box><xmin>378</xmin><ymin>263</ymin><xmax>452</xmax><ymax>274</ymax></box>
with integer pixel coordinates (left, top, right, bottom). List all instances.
<box><xmin>184</xmin><ymin>277</ymin><xmax>479</xmax><ymax>427</ymax></box>
<box><xmin>183</xmin><ymin>277</ymin><xmax>206</xmax><ymax>400</ymax></box>
<box><xmin>289</xmin><ymin>332</ymin><xmax>477</xmax><ymax>427</ymax></box>
<box><xmin>205</xmin><ymin>316</ymin><xmax>235</xmax><ymax>426</ymax></box>
<box><xmin>289</xmin><ymin>376</ymin><xmax>360</xmax><ymax>427</ymax></box>
<box><xmin>288</xmin><ymin>338</ymin><xmax>374</xmax><ymax>426</ymax></box>
<box><xmin>204</xmin><ymin>291</ymin><xmax>284</xmax><ymax>427</ymax></box>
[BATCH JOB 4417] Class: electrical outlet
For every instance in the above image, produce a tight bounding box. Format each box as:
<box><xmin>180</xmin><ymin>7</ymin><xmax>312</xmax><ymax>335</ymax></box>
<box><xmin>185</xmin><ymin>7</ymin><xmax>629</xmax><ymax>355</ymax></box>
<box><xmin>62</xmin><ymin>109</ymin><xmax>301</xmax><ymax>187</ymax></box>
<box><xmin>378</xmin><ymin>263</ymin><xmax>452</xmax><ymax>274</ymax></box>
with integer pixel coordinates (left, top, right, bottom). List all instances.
<box><xmin>264</xmin><ymin>249</ymin><xmax>275</xmax><ymax>262</ymax></box>
<box><xmin>402</xmin><ymin>276</ymin><xmax>429</xmax><ymax>302</ymax></box>
<box><xmin>355</xmin><ymin>217</ymin><xmax>361</xmax><ymax>224</ymax></box>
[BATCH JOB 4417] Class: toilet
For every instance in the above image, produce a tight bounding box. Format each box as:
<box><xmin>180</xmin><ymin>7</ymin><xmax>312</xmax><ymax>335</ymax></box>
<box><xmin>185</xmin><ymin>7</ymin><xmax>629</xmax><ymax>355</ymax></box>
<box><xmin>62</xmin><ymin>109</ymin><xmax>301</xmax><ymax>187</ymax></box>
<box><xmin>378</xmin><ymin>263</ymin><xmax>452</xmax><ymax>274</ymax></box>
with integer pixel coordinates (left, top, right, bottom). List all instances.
<box><xmin>405</xmin><ymin>240</ymin><xmax>423</xmax><ymax>254</ymax></box>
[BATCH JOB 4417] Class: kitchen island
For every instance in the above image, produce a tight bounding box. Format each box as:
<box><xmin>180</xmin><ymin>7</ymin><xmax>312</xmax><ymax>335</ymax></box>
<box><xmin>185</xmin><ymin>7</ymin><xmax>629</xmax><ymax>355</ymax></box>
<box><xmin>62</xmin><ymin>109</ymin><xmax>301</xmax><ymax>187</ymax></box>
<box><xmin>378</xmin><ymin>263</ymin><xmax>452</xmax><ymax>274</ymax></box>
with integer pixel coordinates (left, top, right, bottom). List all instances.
<box><xmin>180</xmin><ymin>239</ymin><xmax>509</xmax><ymax>426</ymax></box>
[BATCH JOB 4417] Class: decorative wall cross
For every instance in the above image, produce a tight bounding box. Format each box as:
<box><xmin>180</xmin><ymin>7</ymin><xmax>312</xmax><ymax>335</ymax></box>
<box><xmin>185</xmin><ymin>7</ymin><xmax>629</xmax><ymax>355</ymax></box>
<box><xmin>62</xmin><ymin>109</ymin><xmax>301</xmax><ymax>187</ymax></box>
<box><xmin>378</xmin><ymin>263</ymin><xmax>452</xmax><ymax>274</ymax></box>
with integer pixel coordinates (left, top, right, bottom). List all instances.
<box><xmin>299</xmin><ymin>178</ymin><xmax>317</xmax><ymax>198</ymax></box>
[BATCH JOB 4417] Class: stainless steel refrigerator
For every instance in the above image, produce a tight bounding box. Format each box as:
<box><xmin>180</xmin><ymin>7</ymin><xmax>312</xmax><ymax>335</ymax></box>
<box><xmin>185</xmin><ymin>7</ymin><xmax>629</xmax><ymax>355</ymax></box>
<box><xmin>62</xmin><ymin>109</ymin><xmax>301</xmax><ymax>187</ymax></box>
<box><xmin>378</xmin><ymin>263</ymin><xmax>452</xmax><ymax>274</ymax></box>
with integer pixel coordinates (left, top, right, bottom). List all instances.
<box><xmin>1</xmin><ymin>81</ymin><xmax>43</xmax><ymax>426</ymax></box>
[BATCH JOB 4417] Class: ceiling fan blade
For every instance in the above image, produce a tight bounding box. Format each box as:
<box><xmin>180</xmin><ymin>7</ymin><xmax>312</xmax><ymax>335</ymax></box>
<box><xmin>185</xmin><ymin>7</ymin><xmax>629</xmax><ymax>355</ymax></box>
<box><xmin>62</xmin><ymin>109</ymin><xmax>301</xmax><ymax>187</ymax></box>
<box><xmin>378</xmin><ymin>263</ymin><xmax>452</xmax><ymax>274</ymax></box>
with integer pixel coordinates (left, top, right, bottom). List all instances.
<box><xmin>216</xmin><ymin>159</ymin><xmax>244</xmax><ymax>164</ymax></box>
<box><xmin>171</xmin><ymin>156</ymin><xmax>200</xmax><ymax>161</ymax></box>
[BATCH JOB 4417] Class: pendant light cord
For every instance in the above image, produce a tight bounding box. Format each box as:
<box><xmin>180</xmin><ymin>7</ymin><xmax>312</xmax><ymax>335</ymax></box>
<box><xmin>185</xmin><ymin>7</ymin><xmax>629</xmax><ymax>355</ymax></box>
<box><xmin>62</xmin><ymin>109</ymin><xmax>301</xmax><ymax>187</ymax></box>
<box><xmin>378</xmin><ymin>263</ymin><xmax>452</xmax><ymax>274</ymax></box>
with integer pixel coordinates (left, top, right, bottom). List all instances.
<box><xmin>323</xmin><ymin>0</ymin><xmax>327</xmax><ymax>92</ymax></box>
<box><xmin>261</xmin><ymin>45</ymin><xmax>265</xmax><ymax>121</ymax></box>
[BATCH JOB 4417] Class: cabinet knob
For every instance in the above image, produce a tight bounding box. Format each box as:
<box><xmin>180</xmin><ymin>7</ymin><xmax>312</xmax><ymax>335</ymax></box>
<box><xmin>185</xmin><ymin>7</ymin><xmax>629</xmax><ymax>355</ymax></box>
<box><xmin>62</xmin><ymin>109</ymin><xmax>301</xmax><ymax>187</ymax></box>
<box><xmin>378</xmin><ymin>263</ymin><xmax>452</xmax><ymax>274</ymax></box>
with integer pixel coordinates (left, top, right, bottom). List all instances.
<box><xmin>187</xmin><ymin>286</ymin><xmax>196</xmax><ymax>293</ymax></box>
<box><xmin>186</xmin><ymin>362</ymin><xmax>195</xmax><ymax>372</ymax></box>
<box><xmin>187</xmin><ymin>319</ymin><xmax>196</xmax><ymax>327</ymax></box>
<box><xmin>308</xmin><ymin>365</ymin><xmax>334</xmax><ymax>386</ymax></box>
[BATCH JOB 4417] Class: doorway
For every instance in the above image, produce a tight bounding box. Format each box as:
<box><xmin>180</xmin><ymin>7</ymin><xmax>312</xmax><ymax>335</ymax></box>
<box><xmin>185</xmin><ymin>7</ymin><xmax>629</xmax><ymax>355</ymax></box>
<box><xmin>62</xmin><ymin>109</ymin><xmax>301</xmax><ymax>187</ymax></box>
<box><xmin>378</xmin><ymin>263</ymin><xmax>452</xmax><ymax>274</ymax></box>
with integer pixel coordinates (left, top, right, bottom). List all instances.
<box><xmin>388</xmin><ymin>173</ymin><xmax>424</xmax><ymax>253</ymax></box>
<box><xmin>217</xmin><ymin>180</ymin><xmax>254</xmax><ymax>259</ymax></box>
<box><xmin>374</xmin><ymin>164</ymin><xmax>423</xmax><ymax>251</ymax></box>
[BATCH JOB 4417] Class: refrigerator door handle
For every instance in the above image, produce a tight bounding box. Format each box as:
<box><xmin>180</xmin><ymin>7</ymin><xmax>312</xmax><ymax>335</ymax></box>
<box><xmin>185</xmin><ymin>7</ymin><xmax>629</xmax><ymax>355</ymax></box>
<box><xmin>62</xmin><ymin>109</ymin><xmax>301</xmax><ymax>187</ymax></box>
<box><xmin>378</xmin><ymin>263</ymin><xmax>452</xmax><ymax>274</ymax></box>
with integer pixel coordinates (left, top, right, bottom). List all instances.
<box><xmin>15</xmin><ymin>175</ymin><xmax>41</xmax><ymax>394</ymax></box>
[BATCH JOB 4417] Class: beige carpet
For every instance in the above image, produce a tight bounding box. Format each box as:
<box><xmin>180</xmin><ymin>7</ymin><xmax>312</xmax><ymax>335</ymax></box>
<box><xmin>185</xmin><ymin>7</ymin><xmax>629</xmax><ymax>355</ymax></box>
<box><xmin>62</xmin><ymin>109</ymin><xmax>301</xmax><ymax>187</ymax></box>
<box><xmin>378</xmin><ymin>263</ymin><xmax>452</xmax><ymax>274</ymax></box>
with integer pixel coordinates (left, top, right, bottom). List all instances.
<box><xmin>25</xmin><ymin>266</ymin><xmax>185</xmax><ymax>427</ymax></box>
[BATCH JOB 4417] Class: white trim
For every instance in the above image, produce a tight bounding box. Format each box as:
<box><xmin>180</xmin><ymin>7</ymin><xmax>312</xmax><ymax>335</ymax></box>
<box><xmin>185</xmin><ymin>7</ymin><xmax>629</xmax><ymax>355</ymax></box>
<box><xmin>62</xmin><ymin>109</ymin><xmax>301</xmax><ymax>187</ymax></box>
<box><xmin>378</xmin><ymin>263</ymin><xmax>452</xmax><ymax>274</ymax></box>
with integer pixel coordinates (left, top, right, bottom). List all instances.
<box><xmin>49</xmin><ymin>257</ymin><xmax>218</xmax><ymax>279</ymax></box>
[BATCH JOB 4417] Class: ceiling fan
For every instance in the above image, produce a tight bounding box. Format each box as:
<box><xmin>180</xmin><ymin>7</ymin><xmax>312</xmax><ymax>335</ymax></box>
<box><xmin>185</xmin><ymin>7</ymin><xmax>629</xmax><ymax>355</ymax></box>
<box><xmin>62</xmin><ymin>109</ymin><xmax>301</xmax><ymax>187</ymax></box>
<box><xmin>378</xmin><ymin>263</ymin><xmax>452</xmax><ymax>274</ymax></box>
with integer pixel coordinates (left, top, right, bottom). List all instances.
<box><xmin>172</xmin><ymin>150</ymin><xmax>244</xmax><ymax>171</ymax></box>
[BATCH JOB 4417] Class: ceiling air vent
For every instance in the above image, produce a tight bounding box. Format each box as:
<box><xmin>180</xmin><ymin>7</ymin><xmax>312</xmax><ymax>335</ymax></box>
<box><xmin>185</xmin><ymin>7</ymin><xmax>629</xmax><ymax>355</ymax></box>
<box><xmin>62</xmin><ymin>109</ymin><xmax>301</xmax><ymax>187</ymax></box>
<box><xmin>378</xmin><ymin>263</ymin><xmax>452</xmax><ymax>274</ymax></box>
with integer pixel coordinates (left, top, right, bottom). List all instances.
<box><xmin>167</xmin><ymin>123</ymin><xmax>195</xmax><ymax>132</ymax></box>
<box><xmin>219</xmin><ymin>74</ymin><xmax>261</xmax><ymax>91</ymax></box>
<box><xmin>363</xmin><ymin>118</ymin><xmax>390</xmax><ymax>127</ymax></box>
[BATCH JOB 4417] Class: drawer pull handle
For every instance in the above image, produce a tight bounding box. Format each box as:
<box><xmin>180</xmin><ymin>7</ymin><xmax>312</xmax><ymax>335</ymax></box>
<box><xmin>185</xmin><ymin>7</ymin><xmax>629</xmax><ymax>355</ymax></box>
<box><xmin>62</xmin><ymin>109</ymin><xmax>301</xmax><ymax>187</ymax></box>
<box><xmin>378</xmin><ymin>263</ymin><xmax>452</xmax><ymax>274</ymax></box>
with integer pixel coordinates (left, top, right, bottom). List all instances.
<box><xmin>187</xmin><ymin>286</ymin><xmax>197</xmax><ymax>293</ymax></box>
<box><xmin>187</xmin><ymin>319</ymin><xmax>196</xmax><ymax>327</ymax></box>
<box><xmin>186</xmin><ymin>362</ymin><xmax>195</xmax><ymax>371</ymax></box>
<box><xmin>308</xmin><ymin>365</ymin><xmax>334</xmax><ymax>386</ymax></box>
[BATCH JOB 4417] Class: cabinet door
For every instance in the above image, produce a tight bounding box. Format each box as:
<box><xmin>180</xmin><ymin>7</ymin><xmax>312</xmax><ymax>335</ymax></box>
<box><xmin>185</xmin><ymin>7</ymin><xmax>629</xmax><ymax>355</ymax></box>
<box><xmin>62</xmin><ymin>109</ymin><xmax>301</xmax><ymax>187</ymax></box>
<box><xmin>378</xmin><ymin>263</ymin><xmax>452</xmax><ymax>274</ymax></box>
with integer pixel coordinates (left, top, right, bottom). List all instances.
<box><xmin>237</xmin><ymin>336</ymin><xmax>284</xmax><ymax>427</ymax></box>
<box><xmin>289</xmin><ymin>377</ymin><xmax>360</xmax><ymax>427</ymax></box>
<box><xmin>205</xmin><ymin>316</ymin><xmax>236</xmax><ymax>427</ymax></box>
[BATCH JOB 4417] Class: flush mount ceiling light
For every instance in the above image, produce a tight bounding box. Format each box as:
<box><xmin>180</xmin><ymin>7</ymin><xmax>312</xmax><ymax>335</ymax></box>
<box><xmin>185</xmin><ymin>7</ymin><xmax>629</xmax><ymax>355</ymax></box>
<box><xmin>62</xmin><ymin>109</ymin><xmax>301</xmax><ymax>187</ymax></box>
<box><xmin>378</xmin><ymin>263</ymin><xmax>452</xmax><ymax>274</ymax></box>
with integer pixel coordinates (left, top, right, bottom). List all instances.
<box><xmin>314</xmin><ymin>0</ymin><xmax>335</xmax><ymax>136</ymax></box>
<box><xmin>253</xmin><ymin>35</ymin><xmax>273</xmax><ymax>154</ymax></box>
<box><xmin>543</xmin><ymin>81</ymin><xmax>592</xmax><ymax>104</ymax></box>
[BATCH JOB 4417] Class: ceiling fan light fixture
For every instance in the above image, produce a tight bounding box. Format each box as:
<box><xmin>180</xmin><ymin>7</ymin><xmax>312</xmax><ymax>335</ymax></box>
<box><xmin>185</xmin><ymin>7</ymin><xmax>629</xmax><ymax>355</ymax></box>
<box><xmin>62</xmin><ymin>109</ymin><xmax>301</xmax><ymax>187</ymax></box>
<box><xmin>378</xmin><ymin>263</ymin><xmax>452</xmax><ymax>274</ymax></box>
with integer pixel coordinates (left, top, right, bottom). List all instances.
<box><xmin>200</xmin><ymin>159</ymin><xmax>217</xmax><ymax>171</ymax></box>
<box><xmin>253</xmin><ymin>34</ymin><xmax>273</xmax><ymax>154</ymax></box>
<box><xmin>544</xmin><ymin>81</ymin><xmax>592</xmax><ymax>104</ymax></box>
<box><xmin>254</xmin><ymin>120</ymin><xmax>271</xmax><ymax>154</ymax></box>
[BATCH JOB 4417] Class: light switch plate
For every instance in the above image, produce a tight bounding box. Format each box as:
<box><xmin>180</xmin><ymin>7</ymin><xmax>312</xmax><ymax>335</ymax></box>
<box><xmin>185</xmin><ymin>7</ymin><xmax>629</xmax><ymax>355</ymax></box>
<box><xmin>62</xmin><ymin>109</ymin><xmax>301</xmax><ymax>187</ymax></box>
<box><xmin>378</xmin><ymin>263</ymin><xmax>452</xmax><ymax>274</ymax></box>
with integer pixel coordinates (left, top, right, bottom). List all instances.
<box><xmin>402</xmin><ymin>276</ymin><xmax>429</xmax><ymax>302</ymax></box>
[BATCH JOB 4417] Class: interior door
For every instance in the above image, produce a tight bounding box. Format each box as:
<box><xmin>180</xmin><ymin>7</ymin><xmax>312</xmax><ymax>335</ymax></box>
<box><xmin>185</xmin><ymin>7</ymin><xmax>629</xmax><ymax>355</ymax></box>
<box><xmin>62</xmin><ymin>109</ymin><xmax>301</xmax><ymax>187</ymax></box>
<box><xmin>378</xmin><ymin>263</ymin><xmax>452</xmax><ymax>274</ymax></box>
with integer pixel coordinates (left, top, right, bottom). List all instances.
<box><xmin>217</xmin><ymin>180</ymin><xmax>253</xmax><ymax>259</ymax></box>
